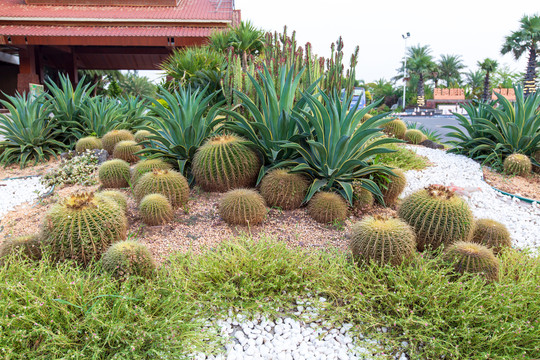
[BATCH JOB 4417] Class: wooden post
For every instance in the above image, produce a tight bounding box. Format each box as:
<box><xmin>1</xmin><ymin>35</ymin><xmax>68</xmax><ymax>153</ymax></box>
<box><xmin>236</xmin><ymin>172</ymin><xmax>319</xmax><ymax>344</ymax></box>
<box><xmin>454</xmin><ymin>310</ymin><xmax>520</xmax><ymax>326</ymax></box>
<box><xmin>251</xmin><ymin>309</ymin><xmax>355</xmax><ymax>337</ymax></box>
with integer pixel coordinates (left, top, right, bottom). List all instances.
<box><xmin>17</xmin><ymin>46</ymin><xmax>40</xmax><ymax>94</ymax></box>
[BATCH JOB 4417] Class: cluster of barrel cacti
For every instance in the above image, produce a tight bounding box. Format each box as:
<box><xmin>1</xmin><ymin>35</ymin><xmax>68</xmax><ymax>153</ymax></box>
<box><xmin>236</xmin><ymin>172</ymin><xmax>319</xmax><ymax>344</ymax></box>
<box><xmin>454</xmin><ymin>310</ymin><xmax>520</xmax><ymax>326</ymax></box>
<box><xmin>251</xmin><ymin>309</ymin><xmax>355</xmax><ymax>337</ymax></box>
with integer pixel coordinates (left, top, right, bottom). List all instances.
<box><xmin>75</xmin><ymin>129</ymin><xmax>148</xmax><ymax>165</ymax></box>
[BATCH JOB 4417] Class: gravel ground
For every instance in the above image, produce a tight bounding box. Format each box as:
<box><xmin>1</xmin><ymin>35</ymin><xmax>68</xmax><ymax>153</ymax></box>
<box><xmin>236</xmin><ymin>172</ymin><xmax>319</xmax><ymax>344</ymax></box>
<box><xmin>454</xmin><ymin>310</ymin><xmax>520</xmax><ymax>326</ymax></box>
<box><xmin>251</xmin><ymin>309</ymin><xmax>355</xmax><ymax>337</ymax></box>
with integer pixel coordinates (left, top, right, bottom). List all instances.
<box><xmin>0</xmin><ymin>176</ymin><xmax>50</xmax><ymax>219</ymax></box>
<box><xmin>402</xmin><ymin>146</ymin><xmax>540</xmax><ymax>250</ymax></box>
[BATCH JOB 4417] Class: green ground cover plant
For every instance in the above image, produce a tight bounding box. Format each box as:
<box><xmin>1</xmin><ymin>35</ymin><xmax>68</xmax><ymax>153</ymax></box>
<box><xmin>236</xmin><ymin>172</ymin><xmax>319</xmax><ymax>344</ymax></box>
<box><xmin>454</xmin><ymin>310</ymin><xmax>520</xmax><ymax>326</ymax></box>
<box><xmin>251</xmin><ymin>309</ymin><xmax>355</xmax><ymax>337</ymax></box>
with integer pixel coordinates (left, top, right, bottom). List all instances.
<box><xmin>1</xmin><ymin>237</ymin><xmax>538</xmax><ymax>359</ymax></box>
<box><xmin>374</xmin><ymin>144</ymin><xmax>429</xmax><ymax>171</ymax></box>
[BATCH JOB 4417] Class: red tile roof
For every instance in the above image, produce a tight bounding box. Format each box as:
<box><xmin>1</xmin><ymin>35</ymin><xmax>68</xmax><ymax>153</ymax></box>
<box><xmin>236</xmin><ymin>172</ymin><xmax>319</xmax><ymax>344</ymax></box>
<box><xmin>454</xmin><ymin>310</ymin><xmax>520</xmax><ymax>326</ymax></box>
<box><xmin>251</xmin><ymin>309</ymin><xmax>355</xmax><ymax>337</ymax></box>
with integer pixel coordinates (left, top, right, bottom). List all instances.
<box><xmin>0</xmin><ymin>25</ymin><xmax>215</xmax><ymax>37</ymax></box>
<box><xmin>0</xmin><ymin>0</ymin><xmax>234</xmax><ymax>21</ymax></box>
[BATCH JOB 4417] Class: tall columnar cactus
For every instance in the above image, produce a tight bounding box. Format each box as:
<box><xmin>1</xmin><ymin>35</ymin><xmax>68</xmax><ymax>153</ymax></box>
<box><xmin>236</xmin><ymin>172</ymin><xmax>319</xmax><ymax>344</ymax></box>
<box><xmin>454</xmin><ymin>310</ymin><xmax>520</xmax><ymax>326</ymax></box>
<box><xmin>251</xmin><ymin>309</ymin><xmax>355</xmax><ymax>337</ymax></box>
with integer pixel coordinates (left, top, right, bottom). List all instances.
<box><xmin>192</xmin><ymin>134</ymin><xmax>261</xmax><ymax>192</ymax></box>
<box><xmin>443</xmin><ymin>241</ymin><xmax>499</xmax><ymax>282</ymax></box>
<box><xmin>352</xmin><ymin>182</ymin><xmax>374</xmax><ymax>211</ymax></box>
<box><xmin>0</xmin><ymin>234</ymin><xmax>42</xmax><ymax>263</ymax></box>
<box><xmin>134</xmin><ymin>169</ymin><xmax>190</xmax><ymax>209</ymax></box>
<box><xmin>383</xmin><ymin>119</ymin><xmax>407</xmax><ymax>139</ymax></box>
<box><xmin>99</xmin><ymin>190</ymin><xmax>128</xmax><ymax>212</ymax></box>
<box><xmin>404</xmin><ymin>129</ymin><xmax>426</xmax><ymax>144</ymax></box>
<box><xmin>131</xmin><ymin>159</ymin><xmax>173</xmax><ymax>185</ymax></box>
<box><xmin>76</xmin><ymin>136</ymin><xmax>102</xmax><ymax>153</ymax></box>
<box><xmin>503</xmin><ymin>154</ymin><xmax>532</xmax><ymax>176</ymax></box>
<box><xmin>398</xmin><ymin>185</ymin><xmax>474</xmax><ymax>251</ymax></box>
<box><xmin>102</xmin><ymin>130</ymin><xmax>135</xmax><ymax>154</ymax></box>
<box><xmin>259</xmin><ymin>169</ymin><xmax>309</xmax><ymax>210</ymax></box>
<box><xmin>471</xmin><ymin>219</ymin><xmax>511</xmax><ymax>255</ymax></box>
<box><xmin>139</xmin><ymin>194</ymin><xmax>173</xmax><ymax>226</ymax></box>
<box><xmin>42</xmin><ymin>192</ymin><xmax>127</xmax><ymax>265</ymax></box>
<box><xmin>381</xmin><ymin>168</ymin><xmax>407</xmax><ymax>206</ymax></box>
<box><xmin>102</xmin><ymin>240</ymin><xmax>156</xmax><ymax>279</ymax></box>
<box><xmin>113</xmin><ymin>140</ymin><xmax>142</xmax><ymax>164</ymax></box>
<box><xmin>349</xmin><ymin>215</ymin><xmax>416</xmax><ymax>266</ymax></box>
<box><xmin>134</xmin><ymin>130</ymin><xmax>152</xmax><ymax>144</ymax></box>
<box><xmin>308</xmin><ymin>192</ymin><xmax>348</xmax><ymax>224</ymax></box>
<box><xmin>219</xmin><ymin>189</ymin><xmax>267</xmax><ymax>226</ymax></box>
<box><xmin>98</xmin><ymin>159</ymin><xmax>131</xmax><ymax>188</ymax></box>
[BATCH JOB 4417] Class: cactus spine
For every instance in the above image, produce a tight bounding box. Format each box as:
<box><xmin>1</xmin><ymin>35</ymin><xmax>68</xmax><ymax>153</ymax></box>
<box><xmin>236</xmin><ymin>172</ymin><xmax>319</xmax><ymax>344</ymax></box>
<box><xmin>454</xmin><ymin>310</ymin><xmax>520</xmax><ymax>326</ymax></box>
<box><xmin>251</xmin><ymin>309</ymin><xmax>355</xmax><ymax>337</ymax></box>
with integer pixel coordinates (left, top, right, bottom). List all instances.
<box><xmin>102</xmin><ymin>130</ymin><xmax>135</xmax><ymax>154</ymax></box>
<box><xmin>398</xmin><ymin>185</ymin><xmax>474</xmax><ymax>251</ymax></box>
<box><xmin>219</xmin><ymin>189</ymin><xmax>267</xmax><ymax>226</ymax></box>
<box><xmin>404</xmin><ymin>129</ymin><xmax>425</xmax><ymax>144</ymax></box>
<box><xmin>102</xmin><ymin>240</ymin><xmax>156</xmax><ymax>279</ymax></box>
<box><xmin>0</xmin><ymin>234</ymin><xmax>42</xmax><ymax>263</ymax></box>
<box><xmin>99</xmin><ymin>190</ymin><xmax>128</xmax><ymax>212</ymax></box>
<box><xmin>134</xmin><ymin>130</ymin><xmax>152</xmax><ymax>143</ymax></box>
<box><xmin>381</xmin><ymin>168</ymin><xmax>407</xmax><ymax>206</ymax></box>
<box><xmin>383</xmin><ymin>119</ymin><xmax>407</xmax><ymax>139</ymax></box>
<box><xmin>76</xmin><ymin>136</ymin><xmax>102</xmax><ymax>153</ymax></box>
<box><xmin>113</xmin><ymin>140</ymin><xmax>142</xmax><ymax>164</ymax></box>
<box><xmin>139</xmin><ymin>194</ymin><xmax>174</xmax><ymax>226</ymax></box>
<box><xmin>131</xmin><ymin>159</ymin><xmax>173</xmax><ymax>185</ymax></box>
<box><xmin>134</xmin><ymin>169</ymin><xmax>190</xmax><ymax>209</ymax></box>
<box><xmin>98</xmin><ymin>159</ymin><xmax>131</xmax><ymax>188</ymax></box>
<box><xmin>308</xmin><ymin>192</ymin><xmax>348</xmax><ymax>224</ymax></box>
<box><xmin>443</xmin><ymin>241</ymin><xmax>499</xmax><ymax>282</ymax></box>
<box><xmin>471</xmin><ymin>219</ymin><xmax>511</xmax><ymax>255</ymax></box>
<box><xmin>503</xmin><ymin>154</ymin><xmax>531</xmax><ymax>176</ymax></box>
<box><xmin>259</xmin><ymin>169</ymin><xmax>309</xmax><ymax>210</ymax></box>
<box><xmin>352</xmin><ymin>182</ymin><xmax>374</xmax><ymax>211</ymax></box>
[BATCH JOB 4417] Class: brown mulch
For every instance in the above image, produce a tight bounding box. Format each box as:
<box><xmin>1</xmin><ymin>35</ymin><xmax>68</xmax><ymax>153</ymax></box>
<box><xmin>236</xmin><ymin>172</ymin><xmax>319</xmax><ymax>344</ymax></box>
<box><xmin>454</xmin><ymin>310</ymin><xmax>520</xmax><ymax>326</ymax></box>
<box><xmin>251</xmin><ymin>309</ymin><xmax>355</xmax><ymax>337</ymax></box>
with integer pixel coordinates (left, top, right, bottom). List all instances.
<box><xmin>0</xmin><ymin>182</ymin><xmax>398</xmax><ymax>263</ymax></box>
<box><xmin>0</xmin><ymin>159</ymin><xmax>59</xmax><ymax>180</ymax></box>
<box><xmin>482</xmin><ymin>167</ymin><xmax>540</xmax><ymax>201</ymax></box>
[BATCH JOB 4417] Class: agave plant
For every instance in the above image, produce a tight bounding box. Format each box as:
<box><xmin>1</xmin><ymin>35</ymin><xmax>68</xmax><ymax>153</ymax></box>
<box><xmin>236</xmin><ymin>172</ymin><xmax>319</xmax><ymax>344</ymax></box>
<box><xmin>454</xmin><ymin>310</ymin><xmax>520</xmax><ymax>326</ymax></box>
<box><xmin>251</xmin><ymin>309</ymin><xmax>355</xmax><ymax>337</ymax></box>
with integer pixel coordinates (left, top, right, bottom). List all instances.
<box><xmin>117</xmin><ymin>96</ymin><xmax>149</xmax><ymax>129</ymax></box>
<box><xmin>137</xmin><ymin>86</ymin><xmax>224</xmax><ymax>176</ymax></box>
<box><xmin>0</xmin><ymin>93</ymin><xmax>66</xmax><ymax>167</ymax></box>
<box><xmin>77</xmin><ymin>96</ymin><xmax>124</xmax><ymax>137</ymax></box>
<box><xmin>280</xmin><ymin>91</ymin><xmax>401</xmax><ymax>204</ymax></box>
<box><xmin>45</xmin><ymin>73</ymin><xmax>95</xmax><ymax>146</ymax></box>
<box><xmin>222</xmin><ymin>65</ymin><xmax>319</xmax><ymax>183</ymax></box>
<box><xmin>445</xmin><ymin>85</ymin><xmax>540</xmax><ymax>166</ymax></box>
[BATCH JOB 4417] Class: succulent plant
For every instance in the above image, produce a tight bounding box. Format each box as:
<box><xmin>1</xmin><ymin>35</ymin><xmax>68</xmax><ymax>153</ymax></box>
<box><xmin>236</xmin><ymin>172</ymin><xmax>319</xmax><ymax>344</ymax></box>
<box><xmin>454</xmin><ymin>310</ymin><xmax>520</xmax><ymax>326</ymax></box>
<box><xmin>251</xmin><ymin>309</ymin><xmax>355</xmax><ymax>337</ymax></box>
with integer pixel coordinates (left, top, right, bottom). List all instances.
<box><xmin>102</xmin><ymin>130</ymin><xmax>135</xmax><ymax>154</ymax></box>
<box><xmin>42</xmin><ymin>192</ymin><xmax>127</xmax><ymax>266</ymax></box>
<box><xmin>99</xmin><ymin>190</ymin><xmax>128</xmax><ymax>212</ymax></box>
<box><xmin>398</xmin><ymin>185</ymin><xmax>474</xmax><ymax>251</ymax></box>
<box><xmin>134</xmin><ymin>169</ymin><xmax>190</xmax><ymax>208</ymax></box>
<box><xmin>533</xmin><ymin>150</ymin><xmax>540</xmax><ymax>173</ymax></box>
<box><xmin>307</xmin><ymin>191</ymin><xmax>348</xmax><ymax>224</ymax></box>
<box><xmin>352</xmin><ymin>181</ymin><xmax>374</xmax><ymax>211</ymax></box>
<box><xmin>112</xmin><ymin>140</ymin><xmax>142</xmax><ymax>164</ymax></box>
<box><xmin>219</xmin><ymin>189</ymin><xmax>267</xmax><ymax>226</ymax></box>
<box><xmin>361</xmin><ymin>113</ymin><xmax>373</xmax><ymax>123</ymax></box>
<box><xmin>380</xmin><ymin>168</ymin><xmax>407</xmax><ymax>206</ymax></box>
<box><xmin>102</xmin><ymin>240</ymin><xmax>155</xmax><ymax>279</ymax></box>
<box><xmin>139</xmin><ymin>193</ymin><xmax>173</xmax><ymax>226</ymax></box>
<box><xmin>404</xmin><ymin>129</ymin><xmax>426</xmax><ymax>144</ymax></box>
<box><xmin>0</xmin><ymin>234</ymin><xmax>42</xmax><ymax>263</ymax></box>
<box><xmin>134</xmin><ymin>130</ymin><xmax>152</xmax><ymax>143</ymax></box>
<box><xmin>192</xmin><ymin>134</ymin><xmax>261</xmax><ymax>192</ymax></box>
<box><xmin>349</xmin><ymin>215</ymin><xmax>416</xmax><ymax>266</ymax></box>
<box><xmin>383</xmin><ymin>119</ymin><xmax>407</xmax><ymax>139</ymax></box>
<box><xmin>131</xmin><ymin>159</ymin><xmax>173</xmax><ymax>185</ymax></box>
<box><xmin>75</xmin><ymin>136</ymin><xmax>102</xmax><ymax>153</ymax></box>
<box><xmin>471</xmin><ymin>219</ymin><xmax>511</xmax><ymax>255</ymax></box>
<box><xmin>443</xmin><ymin>241</ymin><xmax>499</xmax><ymax>282</ymax></box>
<box><xmin>503</xmin><ymin>153</ymin><xmax>531</xmax><ymax>176</ymax></box>
<box><xmin>98</xmin><ymin>159</ymin><xmax>131</xmax><ymax>188</ymax></box>
<box><xmin>259</xmin><ymin>169</ymin><xmax>309</xmax><ymax>210</ymax></box>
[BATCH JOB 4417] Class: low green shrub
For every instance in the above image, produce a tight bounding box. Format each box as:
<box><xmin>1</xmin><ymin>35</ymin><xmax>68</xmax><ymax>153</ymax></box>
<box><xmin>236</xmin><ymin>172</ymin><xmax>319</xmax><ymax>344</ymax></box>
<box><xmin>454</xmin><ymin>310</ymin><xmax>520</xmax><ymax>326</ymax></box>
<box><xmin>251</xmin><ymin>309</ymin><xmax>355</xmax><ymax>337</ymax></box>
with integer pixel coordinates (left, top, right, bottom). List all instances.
<box><xmin>41</xmin><ymin>150</ymin><xmax>99</xmax><ymax>188</ymax></box>
<box><xmin>374</xmin><ymin>144</ymin><xmax>429</xmax><ymax>171</ymax></box>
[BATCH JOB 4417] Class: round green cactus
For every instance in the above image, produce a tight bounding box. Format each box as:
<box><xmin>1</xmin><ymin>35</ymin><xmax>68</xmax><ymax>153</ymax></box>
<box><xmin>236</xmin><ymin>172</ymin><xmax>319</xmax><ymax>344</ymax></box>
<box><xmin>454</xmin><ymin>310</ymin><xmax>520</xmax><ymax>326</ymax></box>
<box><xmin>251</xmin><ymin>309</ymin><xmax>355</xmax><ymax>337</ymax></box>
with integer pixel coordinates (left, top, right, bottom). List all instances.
<box><xmin>42</xmin><ymin>192</ymin><xmax>127</xmax><ymax>266</ymax></box>
<box><xmin>112</xmin><ymin>140</ymin><xmax>142</xmax><ymax>164</ymax></box>
<box><xmin>398</xmin><ymin>184</ymin><xmax>474</xmax><ymax>251</ymax></box>
<box><xmin>0</xmin><ymin>234</ymin><xmax>42</xmax><ymax>263</ymax></box>
<box><xmin>380</xmin><ymin>168</ymin><xmax>407</xmax><ymax>206</ymax></box>
<box><xmin>219</xmin><ymin>189</ymin><xmax>267</xmax><ymax>226</ymax></box>
<box><xmin>259</xmin><ymin>169</ymin><xmax>309</xmax><ymax>210</ymax></box>
<box><xmin>102</xmin><ymin>240</ymin><xmax>155</xmax><ymax>279</ymax></box>
<box><xmin>139</xmin><ymin>193</ymin><xmax>173</xmax><ymax>226</ymax></box>
<box><xmin>102</xmin><ymin>130</ymin><xmax>135</xmax><ymax>154</ymax></box>
<box><xmin>349</xmin><ymin>215</ymin><xmax>416</xmax><ymax>266</ymax></box>
<box><xmin>503</xmin><ymin>153</ymin><xmax>532</xmax><ymax>176</ymax></box>
<box><xmin>404</xmin><ymin>129</ymin><xmax>426</xmax><ymax>144</ymax></box>
<box><xmin>75</xmin><ymin>136</ymin><xmax>102</xmax><ymax>153</ymax></box>
<box><xmin>308</xmin><ymin>192</ymin><xmax>348</xmax><ymax>224</ymax></box>
<box><xmin>131</xmin><ymin>159</ymin><xmax>173</xmax><ymax>185</ymax></box>
<box><xmin>134</xmin><ymin>130</ymin><xmax>152</xmax><ymax>143</ymax></box>
<box><xmin>383</xmin><ymin>119</ymin><xmax>407</xmax><ymax>139</ymax></box>
<box><xmin>443</xmin><ymin>241</ymin><xmax>499</xmax><ymax>282</ymax></box>
<box><xmin>134</xmin><ymin>169</ymin><xmax>190</xmax><ymax>209</ymax></box>
<box><xmin>99</xmin><ymin>190</ymin><xmax>128</xmax><ymax>212</ymax></box>
<box><xmin>192</xmin><ymin>134</ymin><xmax>261</xmax><ymax>192</ymax></box>
<box><xmin>471</xmin><ymin>219</ymin><xmax>511</xmax><ymax>255</ymax></box>
<box><xmin>352</xmin><ymin>182</ymin><xmax>374</xmax><ymax>211</ymax></box>
<box><xmin>361</xmin><ymin>113</ymin><xmax>373</xmax><ymax>124</ymax></box>
<box><xmin>98</xmin><ymin>159</ymin><xmax>131</xmax><ymax>188</ymax></box>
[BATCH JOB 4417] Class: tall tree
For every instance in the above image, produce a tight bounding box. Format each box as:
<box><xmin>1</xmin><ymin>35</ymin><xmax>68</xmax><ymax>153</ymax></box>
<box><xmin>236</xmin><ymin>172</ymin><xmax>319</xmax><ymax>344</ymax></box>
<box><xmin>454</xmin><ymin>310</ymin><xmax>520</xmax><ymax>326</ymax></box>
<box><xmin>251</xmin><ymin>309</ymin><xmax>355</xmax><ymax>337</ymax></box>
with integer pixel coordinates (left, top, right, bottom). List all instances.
<box><xmin>478</xmin><ymin>58</ymin><xmax>498</xmax><ymax>102</ymax></box>
<box><xmin>406</xmin><ymin>44</ymin><xmax>436</xmax><ymax>106</ymax></box>
<box><xmin>120</xmin><ymin>71</ymin><xmax>156</xmax><ymax>98</ymax></box>
<box><xmin>438</xmin><ymin>54</ymin><xmax>466</xmax><ymax>87</ymax></box>
<box><xmin>464</xmin><ymin>69</ymin><xmax>485</xmax><ymax>100</ymax></box>
<box><xmin>501</xmin><ymin>14</ymin><xmax>540</xmax><ymax>95</ymax></box>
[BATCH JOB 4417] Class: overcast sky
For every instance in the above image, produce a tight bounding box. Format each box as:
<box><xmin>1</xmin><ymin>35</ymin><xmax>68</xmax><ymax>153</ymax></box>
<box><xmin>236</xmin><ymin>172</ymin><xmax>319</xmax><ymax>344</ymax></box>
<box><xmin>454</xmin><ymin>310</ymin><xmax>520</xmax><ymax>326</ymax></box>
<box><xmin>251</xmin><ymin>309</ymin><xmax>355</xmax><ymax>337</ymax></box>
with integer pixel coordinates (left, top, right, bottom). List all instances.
<box><xmin>234</xmin><ymin>0</ymin><xmax>539</xmax><ymax>83</ymax></box>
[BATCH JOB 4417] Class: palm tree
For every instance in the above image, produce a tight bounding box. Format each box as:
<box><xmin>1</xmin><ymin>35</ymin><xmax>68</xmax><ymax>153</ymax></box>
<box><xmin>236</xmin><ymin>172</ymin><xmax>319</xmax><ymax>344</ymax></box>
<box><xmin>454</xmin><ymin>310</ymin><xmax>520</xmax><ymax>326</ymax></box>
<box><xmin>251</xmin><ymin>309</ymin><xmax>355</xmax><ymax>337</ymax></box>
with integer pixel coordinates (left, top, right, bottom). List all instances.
<box><xmin>230</xmin><ymin>21</ymin><xmax>264</xmax><ymax>69</ymax></box>
<box><xmin>501</xmin><ymin>14</ymin><xmax>540</xmax><ymax>95</ymax></box>
<box><xmin>78</xmin><ymin>70</ymin><xmax>123</xmax><ymax>96</ymax></box>
<box><xmin>120</xmin><ymin>71</ymin><xmax>156</xmax><ymax>98</ymax></box>
<box><xmin>478</xmin><ymin>58</ymin><xmax>498</xmax><ymax>102</ymax></box>
<box><xmin>438</xmin><ymin>54</ymin><xmax>466</xmax><ymax>87</ymax></box>
<box><xmin>406</xmin><ymin>44</ymin><xmax>436</xmax><ymax>107</ymax></box>
<box><xmin>464</xmin><ymin>69</ymin><xmax>485</xmax><ymax>100</ymax></box>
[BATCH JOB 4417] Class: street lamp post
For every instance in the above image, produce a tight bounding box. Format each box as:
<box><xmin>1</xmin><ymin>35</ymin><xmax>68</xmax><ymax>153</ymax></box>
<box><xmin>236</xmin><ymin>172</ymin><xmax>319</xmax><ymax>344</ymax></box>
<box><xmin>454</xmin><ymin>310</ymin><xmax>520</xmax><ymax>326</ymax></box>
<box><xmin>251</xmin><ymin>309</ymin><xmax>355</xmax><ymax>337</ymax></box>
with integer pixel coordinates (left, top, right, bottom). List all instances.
<box><xmin>402</xmin><ymin>32</ymin><xmax>410</xmax><ymax>110</ymax></box>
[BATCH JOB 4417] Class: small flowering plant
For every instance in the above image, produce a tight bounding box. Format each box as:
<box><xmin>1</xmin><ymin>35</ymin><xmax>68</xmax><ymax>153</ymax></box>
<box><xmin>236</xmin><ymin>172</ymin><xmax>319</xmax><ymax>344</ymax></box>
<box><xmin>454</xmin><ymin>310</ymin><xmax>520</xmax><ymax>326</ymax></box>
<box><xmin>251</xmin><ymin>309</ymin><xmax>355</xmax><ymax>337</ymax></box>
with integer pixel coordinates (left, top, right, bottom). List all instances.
<box><xmin>41</xmin><ymin>150</ymin><xmax>99</xmax><ymax>188</ymax></box>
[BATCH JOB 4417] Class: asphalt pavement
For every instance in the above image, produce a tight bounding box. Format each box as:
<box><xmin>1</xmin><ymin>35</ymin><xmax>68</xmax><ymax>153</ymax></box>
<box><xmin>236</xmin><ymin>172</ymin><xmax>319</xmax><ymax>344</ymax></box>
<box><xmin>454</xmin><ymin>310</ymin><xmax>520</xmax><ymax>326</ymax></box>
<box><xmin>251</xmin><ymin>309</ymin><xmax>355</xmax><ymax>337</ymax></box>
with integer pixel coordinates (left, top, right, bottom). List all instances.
<box><xmin>402</xmin><ymin>115</ymin><xmax>464</xmax><ymax>143</ymax></box>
